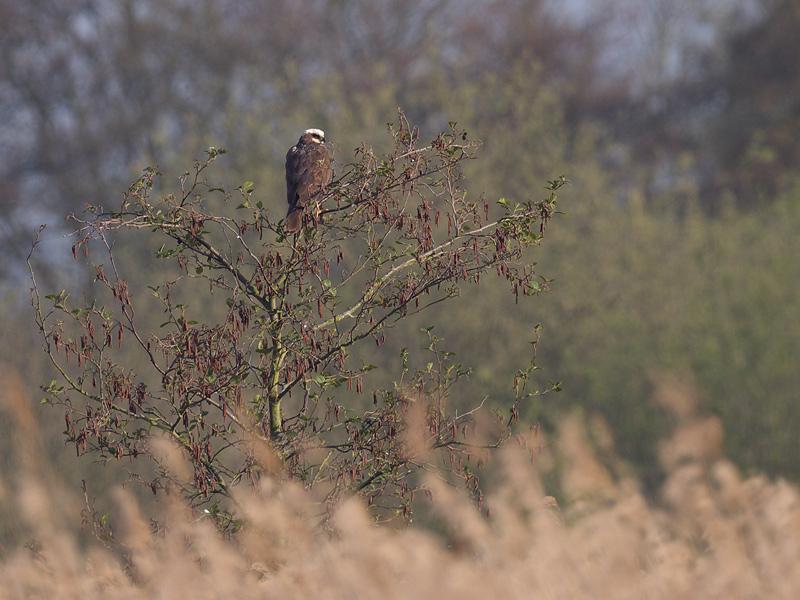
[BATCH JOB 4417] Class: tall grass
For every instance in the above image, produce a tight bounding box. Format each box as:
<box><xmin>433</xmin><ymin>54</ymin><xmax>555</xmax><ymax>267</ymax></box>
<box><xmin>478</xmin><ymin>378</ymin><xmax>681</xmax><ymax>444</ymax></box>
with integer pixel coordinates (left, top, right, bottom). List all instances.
<box><xmin>1</xmin><ymin>367</ymin><xmax>799</xmax><ymax>599</ymax></box>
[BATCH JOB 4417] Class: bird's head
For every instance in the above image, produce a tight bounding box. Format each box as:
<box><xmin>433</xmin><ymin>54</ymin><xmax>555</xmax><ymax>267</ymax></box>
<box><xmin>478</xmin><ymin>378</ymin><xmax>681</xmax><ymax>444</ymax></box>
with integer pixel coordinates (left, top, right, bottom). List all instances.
<box><xmin>300</xmin><ymin>128</ymin><xmax>326</xmax><ymax>145</ymax></box>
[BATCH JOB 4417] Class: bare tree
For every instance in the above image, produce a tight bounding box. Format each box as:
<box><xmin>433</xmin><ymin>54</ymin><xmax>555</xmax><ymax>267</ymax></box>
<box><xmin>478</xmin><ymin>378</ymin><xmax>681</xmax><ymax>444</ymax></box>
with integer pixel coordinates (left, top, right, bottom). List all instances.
<box><xmin>30</xmin><ymin>114</ymin><xmax>565</xmax><ymax>524</ymax></box>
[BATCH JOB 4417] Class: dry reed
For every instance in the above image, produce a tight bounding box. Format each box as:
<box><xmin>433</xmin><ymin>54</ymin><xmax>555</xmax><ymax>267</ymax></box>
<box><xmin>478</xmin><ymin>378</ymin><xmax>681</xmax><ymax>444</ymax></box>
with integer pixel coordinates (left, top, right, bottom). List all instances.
<box><xmin>1</xmin><ymin>367</ymin><xmax>798</xmax><ymax>599</ymax></box>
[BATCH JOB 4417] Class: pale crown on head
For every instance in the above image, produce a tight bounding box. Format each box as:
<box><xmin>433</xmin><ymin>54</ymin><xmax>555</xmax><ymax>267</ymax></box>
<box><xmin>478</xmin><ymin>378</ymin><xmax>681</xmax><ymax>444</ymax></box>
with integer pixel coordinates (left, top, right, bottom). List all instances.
<box><xmin>304</xmin><ymin>128</ymin><xmax>325</xmax><ymax>142</ymax></box>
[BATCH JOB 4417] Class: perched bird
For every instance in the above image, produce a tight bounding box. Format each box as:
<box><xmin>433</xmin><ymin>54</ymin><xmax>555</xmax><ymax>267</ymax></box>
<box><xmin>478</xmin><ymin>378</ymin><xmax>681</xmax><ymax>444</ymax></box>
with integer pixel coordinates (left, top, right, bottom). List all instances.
<box><xmin>284</xmin><ymin>128</ymin><xmax>333</xmax><ymax>233</ymax></box>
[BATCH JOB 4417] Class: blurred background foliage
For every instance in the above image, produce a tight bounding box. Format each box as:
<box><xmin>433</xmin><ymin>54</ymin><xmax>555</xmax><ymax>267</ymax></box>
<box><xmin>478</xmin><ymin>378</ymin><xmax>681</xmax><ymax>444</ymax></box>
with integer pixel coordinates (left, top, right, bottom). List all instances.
<box><xmin>1</xmin><ymin>0</ymin><xmax>798</xmax><ymax>518</ymax></box>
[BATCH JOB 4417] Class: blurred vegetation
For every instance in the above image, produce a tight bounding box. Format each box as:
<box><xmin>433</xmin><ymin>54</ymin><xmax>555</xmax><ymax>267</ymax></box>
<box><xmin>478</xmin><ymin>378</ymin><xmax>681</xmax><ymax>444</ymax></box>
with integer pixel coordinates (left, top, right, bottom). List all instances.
<box><xmin>1</xmin><ymin>0</ymin><xmax>799</xmax><ymax>523</ymax></box>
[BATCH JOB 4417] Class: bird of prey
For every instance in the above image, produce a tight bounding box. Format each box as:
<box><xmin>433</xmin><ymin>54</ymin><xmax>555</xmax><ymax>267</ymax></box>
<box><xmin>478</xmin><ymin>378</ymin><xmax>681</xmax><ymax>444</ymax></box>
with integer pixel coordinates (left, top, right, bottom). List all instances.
<box><xmin>285</xmin><ymin>128</ymin><xmax>333</xmax><ymax>233</ymax></box>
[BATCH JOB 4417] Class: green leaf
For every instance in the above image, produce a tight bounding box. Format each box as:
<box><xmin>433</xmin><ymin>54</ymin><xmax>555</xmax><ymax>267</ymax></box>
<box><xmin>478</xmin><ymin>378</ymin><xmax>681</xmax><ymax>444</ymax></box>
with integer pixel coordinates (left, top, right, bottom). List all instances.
<box><xmin>311</xmin><ymin>373</ymin><xmax>342</xmax><ymax>388</ymax></box>
<box><xmin>44</xmin><ymin>380</ymin><xmax>64</xmax><ymax>394</ymax></box>
<box><xmin>312</xmin><ymin>373</ymin><xmax>331</xmax><ymax>386</ymax></box>
<box><xmin>240</xmin><ymin>180</ymin><xmax>255</xmax><ymax>194</ymax></box>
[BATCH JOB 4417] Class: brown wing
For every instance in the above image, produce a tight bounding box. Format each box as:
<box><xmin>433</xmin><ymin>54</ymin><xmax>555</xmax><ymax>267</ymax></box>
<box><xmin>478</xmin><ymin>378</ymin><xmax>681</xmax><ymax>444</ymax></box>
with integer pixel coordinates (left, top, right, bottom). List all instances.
<box><xmin>285</xmin><ymin>145</ymin><xmax>301</xmax><ymax>212</ymax></box>
<box><xmin>285</xmin><ymin>142</ymin><xmax>332</xmax><ymax>231</ymax></box>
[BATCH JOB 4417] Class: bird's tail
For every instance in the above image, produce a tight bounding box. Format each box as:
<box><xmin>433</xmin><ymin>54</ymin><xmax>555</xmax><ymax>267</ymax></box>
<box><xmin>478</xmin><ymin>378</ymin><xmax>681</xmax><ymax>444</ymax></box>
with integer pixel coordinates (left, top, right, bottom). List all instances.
<box><xmin>285</xmin><ymin>209</ymin><xmax>302</xmax><ymax>233</ymax></box>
